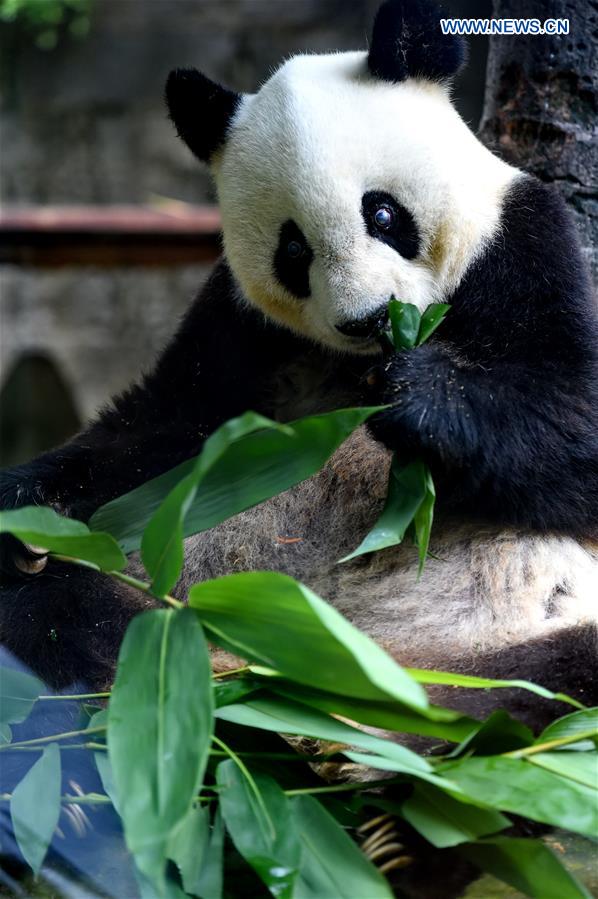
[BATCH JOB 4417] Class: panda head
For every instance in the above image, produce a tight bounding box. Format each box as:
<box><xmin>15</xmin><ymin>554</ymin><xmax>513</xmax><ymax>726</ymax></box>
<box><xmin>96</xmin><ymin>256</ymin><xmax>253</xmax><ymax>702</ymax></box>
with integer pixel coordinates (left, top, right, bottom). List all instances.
<box><xmin>166</xmin><ymin>0</ymin><xmax>516</xmax><ymax>354</ymax></box>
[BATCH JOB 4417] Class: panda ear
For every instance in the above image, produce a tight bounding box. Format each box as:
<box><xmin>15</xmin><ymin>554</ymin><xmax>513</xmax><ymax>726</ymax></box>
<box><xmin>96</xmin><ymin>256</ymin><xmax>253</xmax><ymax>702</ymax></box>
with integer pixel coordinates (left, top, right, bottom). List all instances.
<box><xmin>368</xmin><ymin>0</ymin><xmax>466</xmax><ymax>84</ymax></box>
<box><xmin>165</xmin><ymin>68</ymin><xmax>241</xmax><ymax>163</ymax></box>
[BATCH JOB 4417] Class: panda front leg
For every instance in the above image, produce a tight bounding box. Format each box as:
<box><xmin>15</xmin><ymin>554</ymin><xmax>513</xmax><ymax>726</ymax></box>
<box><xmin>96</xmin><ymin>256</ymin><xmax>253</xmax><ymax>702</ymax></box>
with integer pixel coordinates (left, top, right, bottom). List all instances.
<box><xmin>368</xmin><ymin>341</ymin><xmax>598</xmax><ymax>537</ymax></box>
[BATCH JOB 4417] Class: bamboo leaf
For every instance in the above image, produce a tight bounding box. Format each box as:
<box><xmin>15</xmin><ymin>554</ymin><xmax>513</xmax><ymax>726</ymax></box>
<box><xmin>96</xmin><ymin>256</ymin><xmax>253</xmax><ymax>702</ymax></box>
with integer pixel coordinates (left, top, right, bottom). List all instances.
<box><xmin>189</xmin><ymin>571</ymin><xmax>428</xmax><ymax>712</ymax></box>
<box><xmin>388</xmin><ymin>300</ymin><xmax>420</xmax><ymax>350</ymax></box>
<box><xmin>0</xmin><ymin>506</ymin><xmax>126</xmax><ymax>571</ymax></box>
<box><xmin>401</xmin><ymin>783</ymin><xmax>509</xmax><ymax>847</ymax></box>
<box><xmin>292</xmin><ymin>795</ymin><xmax>393</xmax><ymax>899</ymax></box>
<box><xmin>527</xmin><ymin>752</ymin><xmax>598</xmax><ymax>789</ymax></box>
<box><xmin>214</xmin><ymin>678</ymin><xmax>259</xmax><ymax>709</ymax></box>
<box><xmin>413</xmin><ymin>464</ymin><xmax>435</xmax><ymax>574</ymax></box>
<box><xmin>0</xmin><ymin>667</ymin><xmax>43</xmax><ymax>726</ymax></box>
<box><xmin>108</xmin><ymin>608</ymin><xmax>213</xmax><ymax>889</ymax></box>
<box><xmin>217</xmin><ymin>761</ymin><xmax>300</xmax><ymax>899</ymax></box>
<box><xmin>141</xmin><ymin>413</ymin><xmax>286</xmax><ymax>597</ymax></box>
<box><xmin>216</xmin><ymin>695</ymin><xmax>450</xmax><ymax>789</ymax></box>
<box><xmin>460</xmin><ymin>837</ymin><xmax>592</xmax><ymax>899</ymax></box>
<box><xmin>90</xmin><ymin>407</ymin><xmax>380</xmax><ymax>554</ymax></box>
<box><xmin>167</xmin><ymin>804</ymin><xmax>210</xmax><ymax>897</ymax></box>
<box><xmin>417</xmin><ymin>303</ymin><xmax>451</xmax><ymax>345</ymax></box>
<box><xmin>536</xmin><ymin>708</ymin><xmax>598</xmax><ymax>745</ymax></box>
<box><xmin>10</xmin><ymin>742</ymin><xmax>61</xmax><ymax>874</ymax></box>
<box><xmin>439</xmin><ymin>756</ymin><xmax>598</xmax><ymax>835</ymax></box>
<box><xmin>269</xmin><ymin>682</ymin><xmax>478</xmax><ymax>743</ymax></box>
<box><xmin>195</xmin><ymin>808</ymin><xmax>224</xmax><ymax>899</ymax></box>
<box><xmin>406</xmin><ymin>668</ymin><xmax>584</xmax><ymax>709</ymax></box>
<box><xmin>448</xmin><ymin>710</ymin><xmax>534</xmax><ymax>758</ymax></box>
<box><xmin>340</xmin><ymin>457</ymin><xmax>428</xmax><ymax>562</ymax></box>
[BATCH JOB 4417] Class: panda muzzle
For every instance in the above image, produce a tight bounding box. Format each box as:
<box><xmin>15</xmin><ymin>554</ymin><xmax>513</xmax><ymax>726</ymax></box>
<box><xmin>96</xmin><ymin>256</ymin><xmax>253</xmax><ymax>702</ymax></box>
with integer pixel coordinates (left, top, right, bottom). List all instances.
<box><xmin>336</xmin><ymin>307</ymin><xmax>389</xmax><ymax>339</ymax></box>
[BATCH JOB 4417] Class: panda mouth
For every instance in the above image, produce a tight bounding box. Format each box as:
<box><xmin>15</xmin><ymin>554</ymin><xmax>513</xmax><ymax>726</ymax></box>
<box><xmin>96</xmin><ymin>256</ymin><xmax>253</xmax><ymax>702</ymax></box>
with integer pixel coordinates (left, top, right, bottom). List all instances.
<box><xmin>335</xmin><ymin>307</ymin><xmax>390</xmax><ymax>340</ymax></box>
<box><xmin>329</xmin><ymin>306</ymin><xmax>389</xmax><ymax>354</ymax></box>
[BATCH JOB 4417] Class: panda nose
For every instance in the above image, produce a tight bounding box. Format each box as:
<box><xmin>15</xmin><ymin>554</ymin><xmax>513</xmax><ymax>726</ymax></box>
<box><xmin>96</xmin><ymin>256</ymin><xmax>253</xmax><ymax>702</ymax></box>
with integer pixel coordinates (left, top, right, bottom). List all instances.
<box><xmin>336</xmin><ymin>307</ymin><xmax>389</xmax><ymax>339</ymax></box>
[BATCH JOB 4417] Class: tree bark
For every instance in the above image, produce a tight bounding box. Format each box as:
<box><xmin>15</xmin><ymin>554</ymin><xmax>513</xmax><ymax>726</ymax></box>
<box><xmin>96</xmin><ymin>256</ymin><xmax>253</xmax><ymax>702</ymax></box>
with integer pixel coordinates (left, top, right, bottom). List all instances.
<box><xmin>479</xmin><ymin>0</ymin><xmax>597</xmax><ymax>282</ymax></box>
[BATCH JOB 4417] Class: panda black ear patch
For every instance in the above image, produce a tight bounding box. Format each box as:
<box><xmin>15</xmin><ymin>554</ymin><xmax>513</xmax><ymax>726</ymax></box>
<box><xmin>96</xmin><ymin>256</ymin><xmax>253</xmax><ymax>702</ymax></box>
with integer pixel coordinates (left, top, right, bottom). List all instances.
<box><xmin>368</xmin><ymin>0</ymin><xmax>466</xmax><ymax>83</ymax></box>
<box><xmin>165</xmin><ymin>68</ymin><xmax>240</xmax><ymax>163</ymax></box>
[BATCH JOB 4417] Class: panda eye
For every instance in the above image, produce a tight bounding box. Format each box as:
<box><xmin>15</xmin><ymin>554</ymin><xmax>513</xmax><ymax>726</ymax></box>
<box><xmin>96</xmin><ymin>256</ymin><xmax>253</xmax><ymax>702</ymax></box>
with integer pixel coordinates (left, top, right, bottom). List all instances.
<box><xmin>286</xmin><ymin>239</ymin><xmax>305</xmax><ymax>259</ymax></box>
<box><xmin>373</xmin><ymin>206</ymin><xmax>393</xmax><ymax>230</ymax></box>
<box><xmin>274</xmin><ymin>219</ymin><xmax>314</xmax><ymax>299</ymax></box>
<box><xmin>362</xmin><ymin>191</ymin><xmax>420</xmax><ymax>260</ymax></box>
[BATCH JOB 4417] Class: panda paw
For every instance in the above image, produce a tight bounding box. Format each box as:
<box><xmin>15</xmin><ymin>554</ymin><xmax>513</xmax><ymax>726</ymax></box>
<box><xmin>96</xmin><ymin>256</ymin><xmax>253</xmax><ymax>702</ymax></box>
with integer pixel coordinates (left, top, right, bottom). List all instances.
<box><xmin>0</xmin><ymin>466</ymin><xmax>57</xmax><ymax>583</ymax></box>
<box><xmin>0</xmin><ymin>534</ymin><xmax>48</xmax><ymax>580</ymax></box>
<box><xmin>367</xmin><ymin>342</ymin><xmax>453</xmax><ymax>456</ymax></box>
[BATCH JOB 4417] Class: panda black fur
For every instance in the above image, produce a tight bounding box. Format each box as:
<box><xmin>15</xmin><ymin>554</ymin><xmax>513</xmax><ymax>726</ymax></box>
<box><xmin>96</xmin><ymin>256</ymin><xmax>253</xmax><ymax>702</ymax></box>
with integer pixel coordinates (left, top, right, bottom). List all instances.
<box><xmin>1</xmin><ymin>0</ymin><xmax>597</xmax><ymax>727</ymax></box>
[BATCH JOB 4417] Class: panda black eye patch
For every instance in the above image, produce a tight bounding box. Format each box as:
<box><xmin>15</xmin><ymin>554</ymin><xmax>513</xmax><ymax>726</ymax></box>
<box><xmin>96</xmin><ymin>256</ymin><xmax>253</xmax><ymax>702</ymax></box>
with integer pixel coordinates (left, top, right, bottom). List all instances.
<box><xmin>274</xmin><ymin>220</ymin><xmax>314</xmax><ymax>299</ymax></box>
<box><xmin>362</xmin><ymin>191</ymin><xmax>420</xmax><ymax>260</ymax></box>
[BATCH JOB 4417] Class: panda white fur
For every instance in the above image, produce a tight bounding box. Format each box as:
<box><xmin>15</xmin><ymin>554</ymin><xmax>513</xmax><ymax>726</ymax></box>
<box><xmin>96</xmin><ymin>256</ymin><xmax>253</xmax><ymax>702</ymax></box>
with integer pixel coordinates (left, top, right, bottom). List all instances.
<box><xmin>1</xmin><ymin>0</ymin><xmax>597</xmax><ymax>726</ymax></box>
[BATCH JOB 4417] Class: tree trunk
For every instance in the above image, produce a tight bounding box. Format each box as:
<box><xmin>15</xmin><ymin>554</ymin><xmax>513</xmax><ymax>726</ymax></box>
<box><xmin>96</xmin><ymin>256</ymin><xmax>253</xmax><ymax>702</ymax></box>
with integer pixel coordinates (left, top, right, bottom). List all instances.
<box><xmin>479</xmin><ymin>0</ymin><xmax>597</xmax><ymax>282</ymax></box>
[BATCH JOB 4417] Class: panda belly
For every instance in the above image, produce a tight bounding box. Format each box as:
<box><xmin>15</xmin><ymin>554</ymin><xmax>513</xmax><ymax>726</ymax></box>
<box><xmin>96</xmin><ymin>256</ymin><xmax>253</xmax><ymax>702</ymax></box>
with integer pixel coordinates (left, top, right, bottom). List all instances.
<box><xmin>167</xmin><ymin>427</ymin><xmax>598</xmax><ymax>668</ymax></box>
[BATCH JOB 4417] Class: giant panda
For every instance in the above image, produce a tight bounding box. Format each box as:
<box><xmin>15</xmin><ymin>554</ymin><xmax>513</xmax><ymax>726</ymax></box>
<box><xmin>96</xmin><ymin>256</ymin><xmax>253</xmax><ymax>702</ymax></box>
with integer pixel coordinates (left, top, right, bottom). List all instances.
<box><xmin>1</xmin><ymin>0</ymin><xmax>597</xmax><ymax>729</ymax></box>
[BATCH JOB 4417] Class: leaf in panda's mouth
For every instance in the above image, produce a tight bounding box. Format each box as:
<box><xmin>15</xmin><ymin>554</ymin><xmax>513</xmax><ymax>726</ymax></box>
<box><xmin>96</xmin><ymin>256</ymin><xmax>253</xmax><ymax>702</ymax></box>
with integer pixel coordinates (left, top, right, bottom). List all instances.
<box><xmin>385</xmin><ymin>298</ymin><xmax>451</xmax><ymax>351</ymax></box>
<box><xmin>343</xmin><ymin>299</ymin><xmax>450</xmax><ymax>572</ymax></box>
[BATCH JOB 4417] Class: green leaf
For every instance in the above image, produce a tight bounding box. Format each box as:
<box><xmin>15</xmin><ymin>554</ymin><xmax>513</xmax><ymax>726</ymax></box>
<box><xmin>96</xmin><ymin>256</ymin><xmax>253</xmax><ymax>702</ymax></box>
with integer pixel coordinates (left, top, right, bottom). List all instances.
<box><xmin>0</xmin><ymin>667</ymin><xmax>43</xmax><ymax>726</ymax></box>
<box><xmin>460</xmin><ymin>837</ymin><xmax>592</xmax><ymax>899</ymax></box>
<box><xmin>0</xmin><ymin>724</ymin><xmax>12</xmax><ymax>744</ymax></box>
<box><xmin>340</xmin><ymin>457</ymin><xmax>428</xmax><ymax>562</ymax></box>
<box><xmin>269</xmin><ymin>682</ymin><xmax>479</xmax><ymax>743</ymax></box>
<box><xmin>417</xmin><ymin>303</ymin><xmax>451</xmax><ymax>345</ymax></box>
<box><xmin>449</xmin><ymin>711</ymin><xmax>534</xmax><ymax>758</ymax></box>
<box><xmin>167</xmin><ymin>804</ymin><xmax>210</xmax><ymax>897</ymax></box>
<box><xmin>217</xmin><ymin>761</ymin><xmax>300</xmax><ymax>899</ymax></box>
<box><xmin>214</xmin><ymin>678</ymin><xmax>260</xmax><ymax>709</ymax></box>
<box><xmin>536</xmin><ymin>708</ymin><xmax>598</xmax><ymax>746</ymax></box>
<box><xmin>189</xmin><ymin>571</ymin><xmax>428</xmax><ymax>712</ymax></box>
<box><xmin>10</xmin><ymin>743</ymin><xmax>61</xmax><ymax>874</ymax></box>
<box><xmin>292</xmin><ymin>795</ymin><xmax>393</xmax><ymax>899</ymax></box>
<box><xmin>401</xmin><ymin>783</ymin><xmax>509</xmax><ymax>848</ymax></box>
<box><xmin>195</xmin><ymin>808</ymin><xmax>224</xmax><ymax>899</ymax></box>
<box><xmin>406</xmin><ymin>667</ymin><xmax>584</xmax><ymax>709</ymax></box>
<box><xmin>527</xmin><ymin>752</ymin><xmax>598</xmax><ymax>789</ymax></box>
<box><xmin>90</xmin><ymin>407</ymin><xmax>379</xmax><ymax>554</ymax></box>
<box><xmin>108</xmin><ymin>608</ymin><xmax>214</xmax><ymax>889</ymax></box>
<box><xmin>388</xmin><ymin>300</ymin><xmax>420</xmax><ymax>350</ymax></box>
<box><xmin>87</xmin><ymin>707</ymin><xmax>108</xmax><ymax>731</ymax></box>
<box><xmin>413</xmin><ymin>464</ymin><xmax>435</xmax><ymax>574</ymax></box>
<box><xmin>216</xmin><ymin>695</ymin><xmax>449</xmax><ymax>788</ymax></box>
<box><xmin>134</xmin><ymin>866</ymin><xmax>188</xmax><ymax>899</ymax></box>
<box><xmin>0</xmin><ymin>506</ymin><xmax>126</xmax><ymax>571</ymax></box>
<box><xmin>141</xmin><ymin>413</ymin><xmax>286</xmax><ymax>597</ymax></box>
<box><xmin>94</xmin><ymin>751</ymin><xmax>119</xmax><ymax>812</ymax></box>
<box><xmin>359</xmin><ymin>299</ymin><xmax>447</xmax><ymax>572</ymax></box>
<box><xmin>342</xmin><ymin>751</ymin><xmax>462</xmax><ymax>794</ymax></box>
<box><xmin>440</xmin><ymin>756</ymin><xmax>598</xmax><ymax>836</ymax></box>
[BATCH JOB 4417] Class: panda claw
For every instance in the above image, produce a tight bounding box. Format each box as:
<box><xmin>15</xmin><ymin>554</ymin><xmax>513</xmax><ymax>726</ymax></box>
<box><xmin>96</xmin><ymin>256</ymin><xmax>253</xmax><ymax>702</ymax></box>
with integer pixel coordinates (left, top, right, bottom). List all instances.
<box><xmin>24</xmin><ymin>542</ymin><xmax>49</xmax><ymax>557</ymax></box>
<box><xmin>0</xmin><ymin>535</ymin><xmax>49</xmax><ymax>580</ymax></box>
<box><xmin>15</xmin><ymin>549</ymin><xmax>48</xmax><ymax>575</ymax></box>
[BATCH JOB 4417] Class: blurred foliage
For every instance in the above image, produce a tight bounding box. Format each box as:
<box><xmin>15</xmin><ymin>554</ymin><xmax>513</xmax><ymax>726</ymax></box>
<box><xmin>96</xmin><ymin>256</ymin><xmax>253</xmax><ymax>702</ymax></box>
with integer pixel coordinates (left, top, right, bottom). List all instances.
<box><xmin>0</xmin><ymin>0</ymin><xmax>92</xmax><ymax>49</ymax></box>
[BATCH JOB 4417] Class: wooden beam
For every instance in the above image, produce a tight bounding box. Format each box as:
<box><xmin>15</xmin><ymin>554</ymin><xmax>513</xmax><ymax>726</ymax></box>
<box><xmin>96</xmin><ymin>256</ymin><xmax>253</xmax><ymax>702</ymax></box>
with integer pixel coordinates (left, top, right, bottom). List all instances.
<box><xmin>0</xmin><ymin>205</ymin><xmax>222</xmax><ymax>267</ymax></box>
